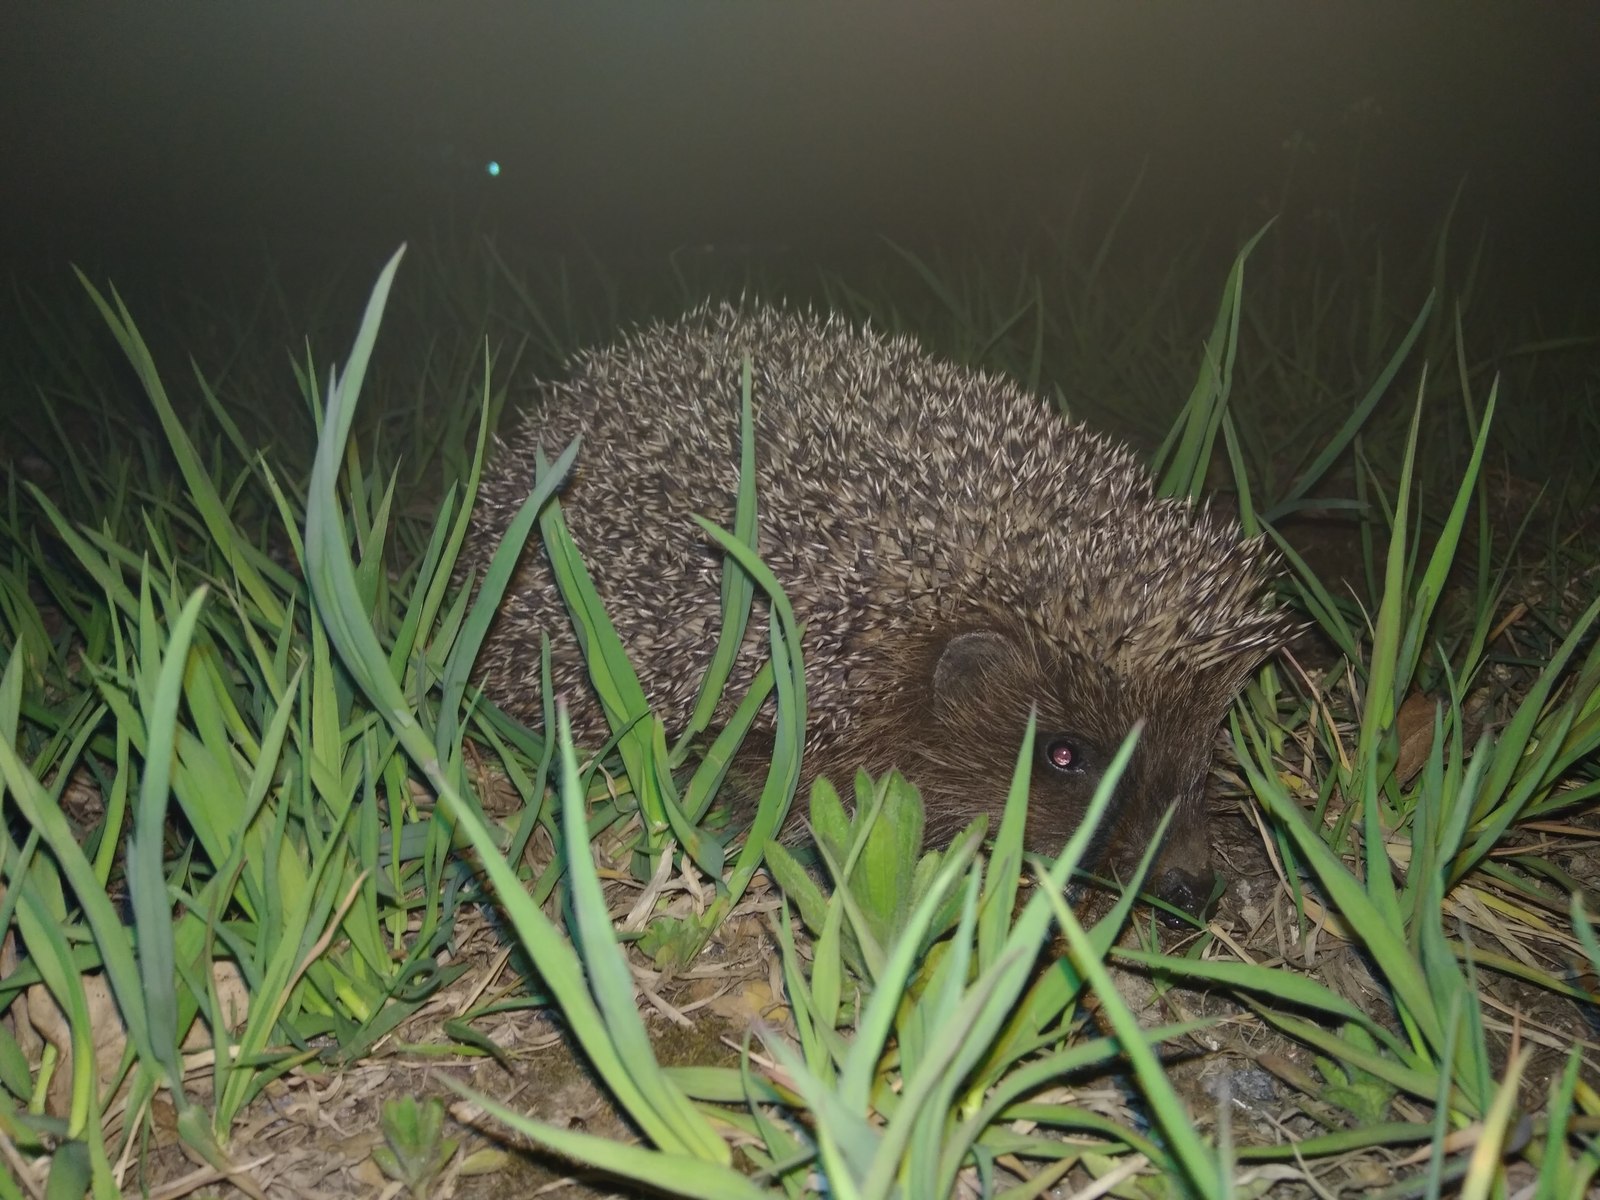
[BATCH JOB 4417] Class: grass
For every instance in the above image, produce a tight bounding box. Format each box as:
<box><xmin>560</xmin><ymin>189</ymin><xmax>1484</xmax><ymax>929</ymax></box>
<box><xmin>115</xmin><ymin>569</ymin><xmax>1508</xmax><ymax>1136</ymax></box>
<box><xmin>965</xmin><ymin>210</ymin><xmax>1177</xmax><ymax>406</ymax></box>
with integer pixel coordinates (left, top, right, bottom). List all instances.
<box><xmin>0</xmin><ymin>211</ymin><xmax>1597</xmax><ymax>1198</ymax></box>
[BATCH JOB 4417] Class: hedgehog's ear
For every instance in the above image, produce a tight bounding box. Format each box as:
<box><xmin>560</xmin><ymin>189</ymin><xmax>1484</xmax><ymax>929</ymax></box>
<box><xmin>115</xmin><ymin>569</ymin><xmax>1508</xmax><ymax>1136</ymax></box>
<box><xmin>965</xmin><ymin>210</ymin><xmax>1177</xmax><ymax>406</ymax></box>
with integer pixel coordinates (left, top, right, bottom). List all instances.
<box><xmin>932</xmin><ymin>629</ymin><xmax>1014</xmax><ymax>705</ymax></box>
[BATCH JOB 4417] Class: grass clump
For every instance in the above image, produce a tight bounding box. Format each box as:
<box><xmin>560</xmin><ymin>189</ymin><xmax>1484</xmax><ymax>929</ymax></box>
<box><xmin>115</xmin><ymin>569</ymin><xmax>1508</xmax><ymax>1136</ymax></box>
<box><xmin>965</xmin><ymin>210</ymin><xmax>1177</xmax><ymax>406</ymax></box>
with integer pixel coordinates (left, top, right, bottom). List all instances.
<box><xmin>0</xmin><ymin>218</ymin><xmax>1596</xmax><ymax>1199</ymax></box>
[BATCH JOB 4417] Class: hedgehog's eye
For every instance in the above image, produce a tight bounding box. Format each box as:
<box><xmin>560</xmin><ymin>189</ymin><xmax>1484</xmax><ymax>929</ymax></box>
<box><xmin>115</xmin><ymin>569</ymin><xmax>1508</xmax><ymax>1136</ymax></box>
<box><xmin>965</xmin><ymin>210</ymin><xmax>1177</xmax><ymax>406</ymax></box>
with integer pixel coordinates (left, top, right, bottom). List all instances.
<box><xmin>1038</xmin><ymin>736</ymin><xmax>1085</xmax><ymax>775</ymax></box>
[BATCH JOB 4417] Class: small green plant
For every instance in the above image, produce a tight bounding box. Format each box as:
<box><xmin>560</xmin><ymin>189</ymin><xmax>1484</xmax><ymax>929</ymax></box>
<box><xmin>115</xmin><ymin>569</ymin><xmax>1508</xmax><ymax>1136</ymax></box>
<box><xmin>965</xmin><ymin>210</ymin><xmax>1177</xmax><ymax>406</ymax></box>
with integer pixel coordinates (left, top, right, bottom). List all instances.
<box><xmin>764</xmin><ymin>769</ymin><xmax>981</xmax><ymax>984</ymax></box>
<box><xmin>372</xmin><ymin>1096</ymin><xmax>459</xmax><ymax>1199</ymax></box>
<box><xmin>1312</xmin><ymin>1027</ymin><xmax>1397</xmax><ymax>1126</ymax></box>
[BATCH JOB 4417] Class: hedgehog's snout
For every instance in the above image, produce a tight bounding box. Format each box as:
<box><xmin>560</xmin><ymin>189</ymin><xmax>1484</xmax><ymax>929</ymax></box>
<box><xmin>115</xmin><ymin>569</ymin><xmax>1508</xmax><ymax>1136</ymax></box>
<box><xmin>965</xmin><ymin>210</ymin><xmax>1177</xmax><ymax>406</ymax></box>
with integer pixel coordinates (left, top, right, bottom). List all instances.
<box><xmin>1150</xmin><ymin>864</ymin><xmax>1222</xmax><ymax>925</ymax></box>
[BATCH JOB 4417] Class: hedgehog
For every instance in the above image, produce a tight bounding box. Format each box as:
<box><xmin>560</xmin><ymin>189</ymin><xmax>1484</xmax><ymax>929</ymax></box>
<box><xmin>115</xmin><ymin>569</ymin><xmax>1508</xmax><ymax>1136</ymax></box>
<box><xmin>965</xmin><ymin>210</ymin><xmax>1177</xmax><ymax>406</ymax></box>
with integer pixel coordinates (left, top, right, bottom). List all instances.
<box><xmin>461</xmin><ymin>302</ymin><xmax>1288</xmax><ymax>917</ymax></box>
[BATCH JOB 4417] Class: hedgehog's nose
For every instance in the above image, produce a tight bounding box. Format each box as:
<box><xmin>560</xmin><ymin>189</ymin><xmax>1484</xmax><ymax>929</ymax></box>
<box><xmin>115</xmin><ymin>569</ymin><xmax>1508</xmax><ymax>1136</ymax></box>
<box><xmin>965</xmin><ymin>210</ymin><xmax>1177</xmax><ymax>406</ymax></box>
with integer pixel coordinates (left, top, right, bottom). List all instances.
<box><xmin>1152</xmin><ymin>866</ymin><xmax>1222</xmax><ymax>926</ymax></box>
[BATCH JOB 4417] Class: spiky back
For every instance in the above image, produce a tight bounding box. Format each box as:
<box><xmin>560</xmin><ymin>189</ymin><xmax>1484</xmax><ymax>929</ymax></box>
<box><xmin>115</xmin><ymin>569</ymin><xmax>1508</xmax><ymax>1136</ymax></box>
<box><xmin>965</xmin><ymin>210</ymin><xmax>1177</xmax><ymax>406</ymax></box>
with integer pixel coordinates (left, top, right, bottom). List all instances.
<box><xmin>465</xmin><ymin>302</ymin><xmax>1284</xmax><ymax>745</ymax></box>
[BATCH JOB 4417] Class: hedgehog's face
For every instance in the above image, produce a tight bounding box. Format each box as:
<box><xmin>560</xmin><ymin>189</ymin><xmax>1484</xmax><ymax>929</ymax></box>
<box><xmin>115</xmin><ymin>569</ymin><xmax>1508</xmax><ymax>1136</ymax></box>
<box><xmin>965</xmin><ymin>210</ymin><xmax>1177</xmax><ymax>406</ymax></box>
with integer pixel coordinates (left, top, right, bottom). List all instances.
<box><xmin>908</xmin><ymin>627</ymin><xmax>1233</xmax><ymax>921</ymax></box>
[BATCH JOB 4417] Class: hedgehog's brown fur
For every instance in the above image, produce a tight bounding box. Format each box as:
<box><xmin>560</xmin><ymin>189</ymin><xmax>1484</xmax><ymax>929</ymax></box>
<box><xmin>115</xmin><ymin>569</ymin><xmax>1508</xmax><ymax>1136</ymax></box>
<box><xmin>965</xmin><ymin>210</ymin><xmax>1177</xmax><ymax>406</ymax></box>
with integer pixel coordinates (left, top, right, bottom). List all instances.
<box><xmin>463</xmin><ymin>302</ymin><xmax>1289</xmax><ymax>914</ymax></box>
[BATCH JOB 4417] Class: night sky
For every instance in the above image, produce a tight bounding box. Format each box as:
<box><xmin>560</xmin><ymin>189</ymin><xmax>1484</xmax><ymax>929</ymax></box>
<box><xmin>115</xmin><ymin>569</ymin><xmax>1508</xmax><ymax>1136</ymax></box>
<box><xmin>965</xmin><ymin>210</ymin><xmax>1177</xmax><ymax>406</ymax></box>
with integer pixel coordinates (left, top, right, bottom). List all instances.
<box><xmin>4</xmin><ymin>3</ymin><xmax>1598</xmax><ymax>301</ymax></box>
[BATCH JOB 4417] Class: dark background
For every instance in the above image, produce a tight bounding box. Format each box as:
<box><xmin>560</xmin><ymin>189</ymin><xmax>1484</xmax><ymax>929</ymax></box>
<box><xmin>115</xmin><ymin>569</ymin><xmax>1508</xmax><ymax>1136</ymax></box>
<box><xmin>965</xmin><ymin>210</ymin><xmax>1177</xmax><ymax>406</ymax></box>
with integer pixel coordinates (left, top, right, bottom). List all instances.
<box><xmin>3</xmin><ymin>2</ymin><xmax>1597</xmax><ymax>305</ymax></box>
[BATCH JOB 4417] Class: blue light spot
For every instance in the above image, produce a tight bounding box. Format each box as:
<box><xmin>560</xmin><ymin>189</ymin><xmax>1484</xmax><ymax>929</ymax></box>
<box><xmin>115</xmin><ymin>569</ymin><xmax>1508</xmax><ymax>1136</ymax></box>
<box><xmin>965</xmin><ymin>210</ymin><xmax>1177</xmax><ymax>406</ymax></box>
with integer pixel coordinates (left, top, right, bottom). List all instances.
<box><xmin>485</xmin><ymin>160</ymin><xmax>501</xmax><ymax>178</ymax></box>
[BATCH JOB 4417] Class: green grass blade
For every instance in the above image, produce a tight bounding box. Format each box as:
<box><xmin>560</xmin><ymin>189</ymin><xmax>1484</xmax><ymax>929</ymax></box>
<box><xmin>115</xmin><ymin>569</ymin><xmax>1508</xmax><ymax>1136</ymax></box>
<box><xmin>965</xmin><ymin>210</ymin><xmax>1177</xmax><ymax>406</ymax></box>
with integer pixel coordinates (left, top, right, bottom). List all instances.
<box><xmin>0</xmin><ymin>650</ymin><xmax>154</xmax><ymax>1079</ymax></box>
<box><xmin>72</xmin><ymin>270</ymin><xmax>290</xmax><ymax>626</ymax></box>
<box><xmin>1042</xmin><ymin>886</ymin><xmax>1223</xmax><ymax>1197</ymax></box>
<box><xmin>1272</xmin><ymin>291</ymin><xmax>1435</xmax><ymax>513</ymax></box>
<box><xmin>681</xmin><ymin>355</ymin><xmax>760</xmax><ymax>744</ymax></box>
<box><xmin>556</xmin><ymin>708</ymin><xmax>731</xmax><ymax>1162</ymax></box>
<box><xmin>1234</xmin><ymin>710</ymin><xmax>1446</xmax><ymax>1060</ymax></box>
<box><xmin>127</xmin><ymin>584</ymin><xmax>210</xmax><ymax>1095</ymax></box>
<box><xmin>444</xmin><ymin>1087</ymin><xmax>769</xmax><ymax>1200</ymax></box>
